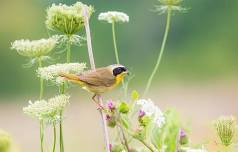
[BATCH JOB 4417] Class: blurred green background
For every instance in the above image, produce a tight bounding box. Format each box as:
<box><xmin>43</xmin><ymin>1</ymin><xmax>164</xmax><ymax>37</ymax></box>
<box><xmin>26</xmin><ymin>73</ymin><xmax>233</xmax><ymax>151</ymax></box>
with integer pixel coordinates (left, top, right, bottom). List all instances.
<box><xmin>0</xmin><ymin>0</ymin><xmax>238</xmax><ymax>151</ymax></box>
<box><xmin>1</xmin><ymin>0</ymin><xmax>238</xmax><ymax>97</ymax></box>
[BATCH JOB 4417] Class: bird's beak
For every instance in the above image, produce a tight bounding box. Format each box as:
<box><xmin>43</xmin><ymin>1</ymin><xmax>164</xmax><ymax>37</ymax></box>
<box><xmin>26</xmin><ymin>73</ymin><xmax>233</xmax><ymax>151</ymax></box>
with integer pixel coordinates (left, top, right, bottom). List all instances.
<box><xmin>125</xmin><ymin>71</ymin><xmax>130</xmax><ymax>75</ymax></box>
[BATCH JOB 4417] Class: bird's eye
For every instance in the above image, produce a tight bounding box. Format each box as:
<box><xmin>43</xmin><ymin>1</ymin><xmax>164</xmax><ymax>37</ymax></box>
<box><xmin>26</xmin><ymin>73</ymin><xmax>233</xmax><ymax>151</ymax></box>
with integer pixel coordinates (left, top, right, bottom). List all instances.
<box><xmin>113</xmin><ymin>67</ymin><xmax>122</xmax><ymax>76</ymax></box>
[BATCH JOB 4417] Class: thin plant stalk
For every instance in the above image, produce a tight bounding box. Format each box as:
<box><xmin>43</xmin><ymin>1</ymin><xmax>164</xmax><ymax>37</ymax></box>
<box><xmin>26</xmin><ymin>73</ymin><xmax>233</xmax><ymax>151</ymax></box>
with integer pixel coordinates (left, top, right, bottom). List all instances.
<box><xmin>52</xmin><ymin>122</ymin><xmax>57</xmax><ymax>152</ymax></box>
<box><xmin>112</xmin><ymin>22</ymin><xmax>127</xmax><ymax>97</ymax></box>
<box><xmin>40</xmin><ymin>120</ymin><xmax>44</xmax><ymax>152</ymax></box>
<box><xmin>59</xmin><ymin>84</ymin><xmax>65</xmax><ymax>152</ymax></box>
<box><xmin>38</xmin><ymin>57</ymin><xmax>44</xmax><ymax>100</ymax></box>
<box><xmin>118</xmin><ymin>123</ymin><xmax>156</xmax><ymax>152</ymax></box>
<box><xmin>59</xmin><ymin>111</ymin><xmax>64</xmax><ymax>152</ymax></box>
<box><xmin>38</xmin><ymin>57</ymin><xmax>45</xmax><ymax>152</ymax></box>
<box><xmin>83</xmin><ymin>6</ymin><xmax>110</xmax><ymax>152</ymax></box>
<box><xmin>66</xmin><ymin>36</ymin><xmax>71</xmax><ymax>63</ymax></box>
<box><xmin>144</xmin><ymin>9</ymin><xmax>172</xmax><ymax>96</ymax></box>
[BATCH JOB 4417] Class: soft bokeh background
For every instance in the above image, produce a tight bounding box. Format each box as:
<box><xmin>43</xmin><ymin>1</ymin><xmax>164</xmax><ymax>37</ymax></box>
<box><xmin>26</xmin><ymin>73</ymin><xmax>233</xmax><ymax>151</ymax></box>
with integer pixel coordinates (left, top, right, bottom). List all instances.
<box><xmin>0</xmin><ymin>0</ymin><xmax>238</xmax><ymax>151</ymax></box>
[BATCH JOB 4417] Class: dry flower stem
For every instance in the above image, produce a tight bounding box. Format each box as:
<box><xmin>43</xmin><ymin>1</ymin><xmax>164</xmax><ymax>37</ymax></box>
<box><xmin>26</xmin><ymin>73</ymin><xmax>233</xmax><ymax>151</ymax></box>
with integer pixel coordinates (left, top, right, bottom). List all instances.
<box><xmin>83</xmin><ymin>6</ymin><xmax>110</xmax><ymax>152</ymax></box>
<box><xmin>144</xmin><ymin>9</ymin><xmax>172</xmax><ymax>96</ymax></box>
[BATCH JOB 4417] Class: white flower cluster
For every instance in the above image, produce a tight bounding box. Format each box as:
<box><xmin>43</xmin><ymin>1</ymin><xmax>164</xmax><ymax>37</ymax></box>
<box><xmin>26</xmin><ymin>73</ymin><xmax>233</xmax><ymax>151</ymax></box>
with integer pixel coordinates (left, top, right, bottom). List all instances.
<box><xmin>98</xmin><ymin>11</ymin><xmax>129</xmax><ymax>23</ymax></box>
<box><xmin>23</xmin><ymin>95</ymin><xmax>70</xmax><ymax>122</ymax></box>
<box><xmin>46</xmin><ymin>2</ymin><xmax>93</xmax><ymax>35</ymax></box>
<box><xmin>137</xmin><ymin>99</ymin><xmax>165</xmax><ymax>128</ymax></box>
<box><xmin>37</xmin><ymin>63</ymin><xmax>86</xmax><ymax>84</ymax></box>
<box><xmin>183</xmin><ymin>147</ymin><xmax>207</xmax><ymax>152</ymax></box>
<box><xmin>155</xmin><ymin>0</ymin><xmax>186</xmax><ymax>14</ymax></box>
<box><xmin>11</xmin><ymin>37</ymin><xmax>57</xmax><ymax>58</ymax></box>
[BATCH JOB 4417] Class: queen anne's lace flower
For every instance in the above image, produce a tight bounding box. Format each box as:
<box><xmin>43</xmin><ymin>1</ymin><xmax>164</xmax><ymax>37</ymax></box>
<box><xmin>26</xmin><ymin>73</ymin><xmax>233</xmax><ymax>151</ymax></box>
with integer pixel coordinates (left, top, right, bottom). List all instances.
<box><xmin>155</xmin><ymin>0</ymin><xmax>186</xmax><ymax>14</ymax></box>
<box><xmin>46</xmin><ymin>2</ymin><xmax>93</xmax><ymax>35</ymax></box>
<box><xmin>137</xmin><ymin>99</ymin><xmax>165</xmax><ymax>127</ymax></box>
<box><xmin>48</xmin><ymin>95</ymin><xmax>70</xmax><ymax>112</ymax></box>
<box><xmin>23</xmin><ymin>95</ymin><xmax>70</xmax><ymax>123</ymax></box>
<box><xmin>98</xmin><ymin>11</ymin><xmax>129</xmax><ymax>23</ymax></box>
<box><xmin>37</xmin><ymin>63</ymin><xmax>86</xmax><ymax>84</ymax></box>
<box><xmin>23</xmin><ymin>100</ymin><xmax>56</xmax><ymax>121</ymax></box>
<box><xmin>11</xmin><ymin>37</ymin><xmax>57</xmax><ymax>58</ymax></box>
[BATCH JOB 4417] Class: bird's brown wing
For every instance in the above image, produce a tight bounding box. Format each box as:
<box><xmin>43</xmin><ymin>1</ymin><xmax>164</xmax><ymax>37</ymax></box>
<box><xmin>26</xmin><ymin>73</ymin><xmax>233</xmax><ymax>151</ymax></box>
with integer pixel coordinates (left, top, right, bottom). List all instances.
<box><xmin>78</xmin><ymin>67</ymin><xmax>115</xmax><ymax>87</ymax></box>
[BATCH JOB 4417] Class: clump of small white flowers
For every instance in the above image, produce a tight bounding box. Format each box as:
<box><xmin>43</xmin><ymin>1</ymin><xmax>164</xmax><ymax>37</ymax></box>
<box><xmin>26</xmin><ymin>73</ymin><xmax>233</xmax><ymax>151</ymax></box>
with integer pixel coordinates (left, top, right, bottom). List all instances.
<box><xmin>98</xmin><ymin>11</ymin><xmax>129</xmax><ymax>23</ymax></box>
<box><xmin>23</xmin><ymin>100</ymin><xmax>56</xmax><ymax>121</ymax></box>
<box><xmin>137</xmin><ymin>99</ymin><xmax>165</xmax><ymax>127</ymax></box>
<box><xmin>37</xmin><ymin>63</ymin><xmax>86</xmax><ymax>84</ymax></box>
<box><xmin>155</xmin><ymin>0</ymin><xmax>186</xmax><ymax>14</ymax></box>
<box><xmin>0</xmin><ymin>129</ymin><xmax>11</xmax><ymax>152</ymax></box>
<box><xmin>23</xmin><ymin>95</ymin><xmax>70</xmax><ymax>123</ymax></box>
<box><xmin>11</xmin><ymin>37</ymin><xmax>57</xmax><ymax>58</ymax></box>
<box><xmin>48</xmin><ymin>94</ymin><xmax>70</xmax><ymax>113</ymax></box>
<box><xmin>46</xmin><ymin>2</ymin><xmax>94</xmax><ymax>35</ymax></box>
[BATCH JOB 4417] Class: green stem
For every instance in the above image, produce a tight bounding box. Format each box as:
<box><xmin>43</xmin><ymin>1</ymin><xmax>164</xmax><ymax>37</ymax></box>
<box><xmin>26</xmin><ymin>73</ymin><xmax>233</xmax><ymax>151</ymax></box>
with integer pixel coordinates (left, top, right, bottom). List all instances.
<box><xmin>52</xmin><ymin>122</ymin><xmax>56</xmax><ymax>152</ymax></box>
<box><xmin>144</xmin><ymin>9</ymin><xmax>172</xmax><ymax>97</ymax></box>
<box><xmin>66</xmin><ymin>37</ymin><xmax>71</xmax><ymax>63</ymax></box>
<box><xmin>112</xmin><ymin>22</ymin><xmax>127</xmax><ymax>97</ymax></box>
<box><xmin>40</xmin><ymin>120</ymin><xmax>44</xmax><ymax>152</ymax></box>
<box><xmin>118</xmin><ymin>123</ymin><xmax>156</xmax><ymax>152</ymax></box>
<box><xmin>60</xmin><ymin>112</ymin><xmax>64</xmax><ymax>152</ymax></box>
<box><xmin>59</xmin><ymin>83</ymin><xmax>65</xmax><ymax>152</ymax></box>
<box><xmin>38</xmin><ymin>58</ymin><xmax>44</xmax><ymax>100</ymax></box>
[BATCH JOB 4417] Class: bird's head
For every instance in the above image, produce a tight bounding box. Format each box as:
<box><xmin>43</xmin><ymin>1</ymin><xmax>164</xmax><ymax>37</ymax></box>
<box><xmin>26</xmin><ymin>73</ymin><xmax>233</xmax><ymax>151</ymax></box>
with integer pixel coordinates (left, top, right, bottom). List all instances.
<box><xmin>109</xmin><ymin>64</ymin><xmax>129</xmax><ymax>80</ymax></box>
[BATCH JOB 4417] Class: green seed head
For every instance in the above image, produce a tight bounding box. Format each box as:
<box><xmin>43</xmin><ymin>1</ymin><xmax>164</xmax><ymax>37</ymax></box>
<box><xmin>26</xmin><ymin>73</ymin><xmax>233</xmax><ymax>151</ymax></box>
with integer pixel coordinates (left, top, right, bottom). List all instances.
<box><xmin>214</xmin><ymin>116</ymin><xmax>237</xmax><ymax>147</ymax></box>
<box><xmin>46</xmin><ymin>2</ymin><xmax>94</xmax><ymax>35</ymax></box>
<box><xmin>159</xmin><ymin>0</ymin><xmax>183</xmax><ymax>6</ymax></box>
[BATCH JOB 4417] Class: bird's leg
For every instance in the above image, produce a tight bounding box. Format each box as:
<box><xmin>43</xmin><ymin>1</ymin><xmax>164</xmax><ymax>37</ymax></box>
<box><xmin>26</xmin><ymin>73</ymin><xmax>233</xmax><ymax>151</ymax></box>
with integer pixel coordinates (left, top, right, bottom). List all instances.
<box><xmin>92</xmin><ymin>94</ymin><xmax>105</xmax><ymax>110</ymax></box>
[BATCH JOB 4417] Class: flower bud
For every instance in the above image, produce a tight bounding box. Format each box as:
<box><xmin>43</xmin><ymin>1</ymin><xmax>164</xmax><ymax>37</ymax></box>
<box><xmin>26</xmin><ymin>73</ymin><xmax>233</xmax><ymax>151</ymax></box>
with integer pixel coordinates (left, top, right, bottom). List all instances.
<box><xmin>138</xmin><ymin>115</ymin><xmax>151</xmax><ymax>127</ymax></box>
<box><xmin>107</xmin><ymin>100</ymin><xmax>115</xmax><ymax>111</ymax></box>
<box><xmin>119</xmin><ymin>102</ymin><xmax>130</xmax><ymax>114</ymax></box>
<box><xmin>106</xmin><ymin>114</ymin><xmax>116</xmax><ymax>128</ymax></box>
<box><xmin>179</xmin><ymin>129</ymin><xmax>188</xmax><ymax>145</ymax></box>
<box><xmin>111</xmin><ymin>144</ymin><xmax>125</xmax><ymax>152</ymax></box>
<box><xmin>0</xmin><ymin>129</ymin><xmax>11</xmax><ymax>152</ymax></box>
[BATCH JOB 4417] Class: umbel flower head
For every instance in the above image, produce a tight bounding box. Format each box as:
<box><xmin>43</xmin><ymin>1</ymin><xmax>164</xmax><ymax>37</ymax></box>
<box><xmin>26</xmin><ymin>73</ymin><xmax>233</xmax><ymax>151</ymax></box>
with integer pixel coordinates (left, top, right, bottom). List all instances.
<box><xmin>155</xmin><ymin>0</ymin><xmax>186</xmax><ymax>14</ymax></box>
<box><xmin>46</xmin><ymin>2</ymin><xmax>94</xmax><ymax>35</ymax></box>
<box><xmin>11</xmin><ymin>37</ymin><xmax>57</xmax><ymax>58</ymax></box>
<box><xmin>214</xmin><ymin>116</ymin><xmax>237</xmax><ymax>147</ymax></box>
<box><xmin>137</xmin><ymin>99</ymin><xmax>165</xmax><ymax>128</ymax></box>
<box><xmin>98</xmin><ymin>11</ymin><xmax>129</xmax><ymax>23</ymax></box>
<box><xmin>23</xmin><ymin>95</ymin><xmax>70</xmax><ymax>123</ymax></box>
<box><xmin>37</xmin><ymin>63</ymin><xmax>86</xmax><ymax>84</ymax></box>
<box><xmin>0</xmin><ymin>129</ymin><xmax>11</xmax><ymax>152</ymax></box>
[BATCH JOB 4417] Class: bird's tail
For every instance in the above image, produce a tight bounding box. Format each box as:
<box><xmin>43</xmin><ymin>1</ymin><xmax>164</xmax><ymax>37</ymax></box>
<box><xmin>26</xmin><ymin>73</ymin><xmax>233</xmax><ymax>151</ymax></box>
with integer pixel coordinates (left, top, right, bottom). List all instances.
<box><xmin>59</xmin><ymin>73</ymin><xmax>84</xmax><ymax>85</ymax></box>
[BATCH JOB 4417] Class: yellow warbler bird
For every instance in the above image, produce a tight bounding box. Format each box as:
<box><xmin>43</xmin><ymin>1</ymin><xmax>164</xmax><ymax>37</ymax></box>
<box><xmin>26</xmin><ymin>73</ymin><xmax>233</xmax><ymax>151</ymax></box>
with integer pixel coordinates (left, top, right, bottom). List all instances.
<box><xmin>60</xmin><ymin>64</ymin><xmax>129</xmax><ymax>107</ymax></box>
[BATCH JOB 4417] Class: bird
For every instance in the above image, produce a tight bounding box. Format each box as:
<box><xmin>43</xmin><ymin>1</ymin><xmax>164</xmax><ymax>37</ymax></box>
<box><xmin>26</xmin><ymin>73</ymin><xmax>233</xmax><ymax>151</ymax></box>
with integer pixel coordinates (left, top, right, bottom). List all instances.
<box><xmin>59</xmin><ymin>64</ymin><xmax>129</xmax><ymax>108</ymax></box>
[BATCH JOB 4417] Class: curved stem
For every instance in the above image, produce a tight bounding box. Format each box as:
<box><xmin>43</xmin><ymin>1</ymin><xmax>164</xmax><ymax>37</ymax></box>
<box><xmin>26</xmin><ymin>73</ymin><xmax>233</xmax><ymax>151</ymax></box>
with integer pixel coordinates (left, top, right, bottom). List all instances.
<box><xmin>40</xmin><ymin>120</ymin><xmax>44</xmax><ymax>152</ymax></box>
<box><xmin>112</xmin><ymin>22</ymin><xmax>127</xmax><ymax>97</ymax></box>
<box><xmin>144</xmin><ymin>9</ymin><xmax>172</xmax><ymax>97</ymax></box>
<box><xmin>52</xmin><ymin>122</ymin><xmax>56</xmax><ymax>152</ymax></box>
<box><xmin>38</xmin><ymin>58</ymin><xmax>44</xmax><ymax>100</ymax></box>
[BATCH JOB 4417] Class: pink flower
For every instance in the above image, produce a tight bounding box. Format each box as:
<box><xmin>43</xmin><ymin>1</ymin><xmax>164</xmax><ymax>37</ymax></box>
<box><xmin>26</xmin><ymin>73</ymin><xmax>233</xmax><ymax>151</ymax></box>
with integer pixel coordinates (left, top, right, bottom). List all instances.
<box><xmin>107</xmin><ymin>100</ymin><xmax>115</xmax><ymax>110</ymax></box>
<box><xmin>139</xmin><ymin>109</ymin><xmax>145</xmax><ymax>118</ymax></box>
